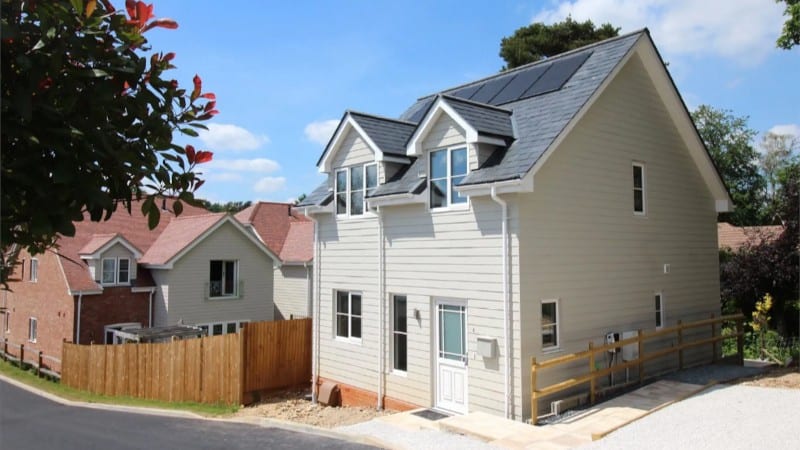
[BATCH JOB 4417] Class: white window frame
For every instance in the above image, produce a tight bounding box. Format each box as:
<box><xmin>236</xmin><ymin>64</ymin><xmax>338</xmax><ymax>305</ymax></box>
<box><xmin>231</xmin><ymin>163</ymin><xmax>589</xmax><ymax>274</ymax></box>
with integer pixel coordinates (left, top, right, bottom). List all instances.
<box><xmin>633</xmin><ymin>162</ymin><xmax>646</xmax><ymax>216</ymax></box>
<box><xmin>655</xmin><ymin>292</ymin><xmax>664</xmax><ymax>329</ymax></box>
<box><xmin>209</xmin><ymin>260</ymin><xmax>238</xmax><ymax>299</ymax></box>
<box><xmin>391</xmin><ymin>294</ymin><xmax>408</xmax><ymax>374</ymax></box>
<box><xmin>541</xmin><ymin>299</ymin><xmax>560</xmax><ymax>352</ymax></box>
<box><xmin>335</xmin><ymin>163</ymin><xmax>377</xmax><ymax>218</ymax></box>
<box><xmin>428</xmin><ymin>146</ymin><xmax>469</xmax><ymax>211</ymax></box>
<box><xmin>3</xmin><ymin>312</ymin><xmax>10</xmax><ymax>333</ymax></box>
<box><xmin>29</xmin><ymin>258</ymin><xmax>38</xmax><ymax>282</ymax></box>
<box><xmin>28</xmin><ymin>317</ymin><xmax>37</xmax><ymax>343</ymax></box>
<box><xmin>100</xmin><ymin>257</ymin><xmax>131</xmax><ymax>286</ymax></box>
<box><xmin>196</xmin><ymin>320</ymin><xmax>249</xmax><ymax>336</ymax></box>
<box><xmin>334</xmin><ymin>290</ymin><xmax>362</xmax><ymax>343</ymax></box>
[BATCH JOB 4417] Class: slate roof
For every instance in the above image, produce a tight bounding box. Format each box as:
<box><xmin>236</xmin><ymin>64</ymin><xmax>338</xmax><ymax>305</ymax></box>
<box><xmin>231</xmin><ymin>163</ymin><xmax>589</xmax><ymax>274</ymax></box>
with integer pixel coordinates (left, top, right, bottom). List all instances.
<box><xmin>439</xmin><ymin>95</ymin><xmax>514</xmax><ymax>139</ymax></box>
<box><xmin>303</xmin><ymin>30</ymin><xmax>646</xmax><ymax>201</ymax></box>
<box><xmin>349</xmin><ymin>112</ymin><xmax>416</xmax><ymax>156</ymax></box>
<box><xmin>235</xmin><ymin>201</ymin><xmax>313</xmax><ymax>263</ymax></box>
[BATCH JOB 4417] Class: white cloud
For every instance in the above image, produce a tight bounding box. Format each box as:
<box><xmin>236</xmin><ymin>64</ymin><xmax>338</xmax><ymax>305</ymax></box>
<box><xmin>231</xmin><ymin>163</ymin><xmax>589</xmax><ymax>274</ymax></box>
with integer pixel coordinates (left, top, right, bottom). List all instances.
<box><xmin>304</xmin><ymin>119</ymin><xmax>340</xmax><ymax>146</ymax></box>
<box><xmin>207</xmin><ymin>158</ymin><xmax>280</xmax><ymax>173</ymax></box>
<box><xmin>253</xmin><ymin>177</ymin><xmax>286</xmax><ymax>193</ymax></box>
<box><xmin>206</xmin><ymin>172</ymin><xmax>243</xmax><ymax>182</ymax></box>
<box><xmin>197</xmin><ymin>123</ymin><xmax>269</xmax><ymax>152</ymax></box>
<box><xmin>768</xmin><ymin>124</ymin><xmax>800</xmax><ymax>138</ymax></box>
<box><xmin>533</xmin><ymin>0</ymin><xmax>784</xmax><ymax>65</ymax></box>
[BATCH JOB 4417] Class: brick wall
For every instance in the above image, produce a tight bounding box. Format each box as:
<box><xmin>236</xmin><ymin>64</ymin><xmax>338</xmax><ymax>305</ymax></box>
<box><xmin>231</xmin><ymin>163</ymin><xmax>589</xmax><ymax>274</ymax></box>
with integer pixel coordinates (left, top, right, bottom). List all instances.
<box><xmin>78</xmin><ymin>287</ymin><xmax>151</xmax><ymax>344</ymax></box>
<box><xmin>2</xmin><ymin>249</ymin><xmax>74</xmax><ymax>364</ymax></box>
<box><xmin>316</xmin><ymin>377</ymin><xmax>420</xmax><ymax>411</ymax></box>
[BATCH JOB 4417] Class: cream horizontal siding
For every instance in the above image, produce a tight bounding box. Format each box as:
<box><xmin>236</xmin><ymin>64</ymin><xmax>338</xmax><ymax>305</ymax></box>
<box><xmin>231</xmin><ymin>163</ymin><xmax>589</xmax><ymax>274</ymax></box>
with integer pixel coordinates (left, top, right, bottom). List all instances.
<box><xmin>95</xmin><ymin>242</ymin><xmax>138</xmax><ymax>282</ymax></box>
<box><xmin>332</xmin><ymin>129</ymin><xmax>375</xmax><ymax>168</ymax></box>
<box><xmin>273</xmin><ymin>265</ymin><xmax>311</xmax><ymax>320</ymax></box>
<box><xmin>423</xmin><ymin>114</ymin><xmax>465</xmax><ymax>151</ymax></box>
<box><xmin>518</xmin><ymin>54</ymin><xmax>721</xmax><ymax>420</ymax></box>
<box><xmin>152</xmin><ymin>221</ymin><xmax>275</xmax><ymax>327</ymax></box>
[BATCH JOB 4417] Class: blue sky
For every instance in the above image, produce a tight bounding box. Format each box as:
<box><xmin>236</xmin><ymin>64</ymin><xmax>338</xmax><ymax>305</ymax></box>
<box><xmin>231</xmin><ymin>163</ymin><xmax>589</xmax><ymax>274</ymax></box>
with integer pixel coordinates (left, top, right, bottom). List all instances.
<box><xmin>146</xmin><ymin>1</ymin><xmax>799</xmax><ymax>203</ymax></box>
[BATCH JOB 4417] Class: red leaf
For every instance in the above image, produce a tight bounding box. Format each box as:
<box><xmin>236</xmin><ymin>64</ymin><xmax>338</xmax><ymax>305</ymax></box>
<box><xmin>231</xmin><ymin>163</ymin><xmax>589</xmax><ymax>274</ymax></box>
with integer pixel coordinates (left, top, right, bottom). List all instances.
<box><xmin>125</xmin><ymin>0</ymin><xmax>136</xmax><ymax>18</ymax></box>
<box><xmin>170</xmin><ymin>79</ymin><xmax>178</xmax><ymax>89</ymax></box>
<box><xmin>100</xmin><ymin>0</ymin><xmax>115</xmax><ymax>13</ymax></box>
<box><xmin>137</xmin><ymin>2</ymin><xmax>154</xmax><ymax>24</ymax></box>
<box><xmin>193</xmin><ymin>74</ymin><xmax>202</xmax><ymax>92</ymax></box>
<box><xmin>195</xmin><ymin>151</ymin><xmax>213</xmax><ymax>164</ymax></box>
<box><xmin>143</xmin><ymin>18</ymin><xmax>179</xmax><ymax>32</ymax></box>
<box><xmin>185</xmin><ymin>145</ymin><xmax>196</xmax><ymax>164</ymax></box>
<box><xmin>123</xmin><ymin>80</ymin><xmax>131</xmax><ymax>90</ymax></box>
<box><xmin>163</xmin><ymin>52</ymin><xmax>176</xmax><ymax>62</ymax></box>
<box><xmin>204</xmin><ymin>101</ymin><xmax>216</xmax><ymax>112</ymax></box>
<box><xmin>199</xmin><ymin>93</ymin><xmax>215</xmax><ymax>100</ymax></box>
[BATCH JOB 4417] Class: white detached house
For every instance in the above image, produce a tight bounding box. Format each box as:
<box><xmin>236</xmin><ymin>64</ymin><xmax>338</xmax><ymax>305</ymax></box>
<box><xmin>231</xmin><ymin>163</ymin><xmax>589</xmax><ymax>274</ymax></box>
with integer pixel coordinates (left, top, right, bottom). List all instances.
<box><xmin>298</xmin><ymin>30</ymin><xmax>730</xmax><ymax>421</ymax></box>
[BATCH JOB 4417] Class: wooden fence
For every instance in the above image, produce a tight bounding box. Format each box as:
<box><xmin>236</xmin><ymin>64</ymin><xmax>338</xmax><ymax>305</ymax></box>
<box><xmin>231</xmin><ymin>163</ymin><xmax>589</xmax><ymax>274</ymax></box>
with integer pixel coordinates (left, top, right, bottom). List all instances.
<box><xmin>61</xmin><ymin>318</ymin><xmax>311</xmax><ymax>405</ymax></box>
<box><xmin>2</xmin><ymin>338</ymin><xmax>62</xmax><ymax>379</ymax></box>
<box><xmin>530</xmin><ymin>313</ymin><xmax>745</xmax><ymax>422</ymax></box>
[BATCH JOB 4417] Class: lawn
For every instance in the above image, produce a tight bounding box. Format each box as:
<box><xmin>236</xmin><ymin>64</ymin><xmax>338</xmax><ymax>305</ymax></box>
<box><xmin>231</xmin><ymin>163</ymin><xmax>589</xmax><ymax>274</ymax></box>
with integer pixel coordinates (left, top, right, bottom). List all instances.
<box><xmin>0</xmin><ymin>359</ymin><xmax>239</xmax><ymax>416</ymax></box>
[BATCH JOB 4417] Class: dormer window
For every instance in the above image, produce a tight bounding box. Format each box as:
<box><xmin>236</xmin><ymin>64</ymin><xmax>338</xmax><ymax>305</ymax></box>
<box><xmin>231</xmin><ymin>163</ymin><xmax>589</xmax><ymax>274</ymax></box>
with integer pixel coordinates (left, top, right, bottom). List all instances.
<box><xmin>430</xmin><ymin>147</ymin><xmax>468</xmax><ymax>209</ymax></box>
<box><xmin>101</xmin><ymin>257</ymin><xmax>131</xmax><ymax>285</ymax></box>
<box><xmin>336</xmin><ymin>163</ymin><xmax>377</xmax><ymax>217</ymax></box>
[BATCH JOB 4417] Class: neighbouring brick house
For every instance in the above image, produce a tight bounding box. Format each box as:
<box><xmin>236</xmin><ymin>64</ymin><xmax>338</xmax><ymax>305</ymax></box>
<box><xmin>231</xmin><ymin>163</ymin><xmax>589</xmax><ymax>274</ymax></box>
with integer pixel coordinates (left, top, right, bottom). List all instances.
<box><xmin>235</xmin><ymin>202</ymin><xmax>313</xmax><ymax>320</ymax></box>
<box><xmin>1</xmin><ymin>198</ymin><xmax>280</xmax><ymax>366</ymax></box>
<box><xmin>717</xmin><ymin>222</ymin><xmax>784</xmax><ymax>251</ymax></box>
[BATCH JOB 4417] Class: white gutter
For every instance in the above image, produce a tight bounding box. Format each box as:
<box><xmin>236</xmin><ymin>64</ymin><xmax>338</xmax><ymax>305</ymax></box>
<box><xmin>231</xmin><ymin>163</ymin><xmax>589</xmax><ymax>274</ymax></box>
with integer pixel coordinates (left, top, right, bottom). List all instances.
<box><xmin>305</xmin><ymin>208</ymin><xmax>321</xmax><ymax>404</ymax></box>
<box><xmin>490</xmin><ymin>186</ymin><xmax>512</xmax><ymax>419</ymax></box>
<box><xmin>377</xmin><ymin>205</ymin><xmax>385</xmax><ymax>410</ymax></box>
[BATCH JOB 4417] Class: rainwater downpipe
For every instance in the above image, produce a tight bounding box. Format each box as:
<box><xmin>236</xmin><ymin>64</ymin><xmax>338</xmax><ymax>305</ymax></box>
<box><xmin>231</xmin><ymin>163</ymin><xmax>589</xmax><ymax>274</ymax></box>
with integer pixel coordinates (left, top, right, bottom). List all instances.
<box><xmin>148</xmin><ymin>288</ymin><xmax>155</xmax><ymax>327</ymax></box>
<box><xmin>490</xmin><ymin>186</ymin><xmax>512</xmax><ymax>419</ymax></box>
<box><xmin>305</xmin><ymin>208</ymin><xmax>320</xmax><ymax>403</ymax></box>
<box><xmin>75</xmin><ymin>291</ymin><xmax>83</xmax><ymax>344</ymax></box>
<box><xmin>377</xmin><ymin>205</ymin><xmax>385</xmax><ymax>410</ymax></box>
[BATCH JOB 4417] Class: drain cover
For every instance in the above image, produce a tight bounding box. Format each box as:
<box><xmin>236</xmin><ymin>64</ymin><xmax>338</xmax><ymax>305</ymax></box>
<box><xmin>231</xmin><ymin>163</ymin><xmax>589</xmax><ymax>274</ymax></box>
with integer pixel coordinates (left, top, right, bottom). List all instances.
<box><xmin>411</xmin><ymin>409</ymin><xmax>451</xmax><ymax>421</ymax></box>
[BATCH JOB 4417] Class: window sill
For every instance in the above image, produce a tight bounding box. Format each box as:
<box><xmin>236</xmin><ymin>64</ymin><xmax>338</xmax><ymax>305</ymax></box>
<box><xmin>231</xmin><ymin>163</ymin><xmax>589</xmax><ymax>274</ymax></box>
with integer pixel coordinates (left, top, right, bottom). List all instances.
<box><xmin>207</xmin><ymin>295</ymin><xmax>242</xmax><ymax>301</ymax></box>
<box><xmin>390</xmin><ymin>370</ymin><xmax>408</xmax><ymax>377</ymax></box>
<box><xmin>336</xmin><ymin>213</ymin><xmax>377</xmax><ymax>221</ymax></box>
<box><xmin>429</xmin><ymin>203</ymin><xmax>470</xmax><ymax>213</ymax></box>
<box><xmin>334</xmin><ymin>336</ymin><xmax>362</xmax><ymax>345</ymax></box>
<box><xmin>28</xmin><ymin>339</ymin><xmax>37</xmax><ymax>344</ymax></box>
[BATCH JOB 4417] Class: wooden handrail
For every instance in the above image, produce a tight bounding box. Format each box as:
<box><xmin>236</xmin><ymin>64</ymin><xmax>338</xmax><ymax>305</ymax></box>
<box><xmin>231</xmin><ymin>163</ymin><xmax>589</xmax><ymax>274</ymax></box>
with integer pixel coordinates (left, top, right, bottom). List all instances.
<box><xmin>530</xmin><ymin>313</ymin><xmax>745</xmax><ymax>423</ymax></box>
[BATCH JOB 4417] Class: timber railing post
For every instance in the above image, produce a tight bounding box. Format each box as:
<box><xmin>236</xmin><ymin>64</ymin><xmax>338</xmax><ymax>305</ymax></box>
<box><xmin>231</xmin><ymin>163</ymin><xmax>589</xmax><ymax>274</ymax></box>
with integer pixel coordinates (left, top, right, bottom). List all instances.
<box><xmin>37</xmin><ymin>351</ymin><xmax>43</xmax><ymax>377</ymax></box>
<box><xmin>19</xmin><ymin>344</ymin><xmax>24</xmax><ymax>369</ymax></box>
<box><xmin>588</xmin><ymin>342</ymin><xmax>596</xmax><ymax>405</ymax></box>
<box><xmin>531</xmin><ymin>357</ymin><xmax>537</xmax><ymax>424</ymax></box>
<box><xmin>2</xmin><ymin>338</ymin><xmax>7</xmax><ymax>362</ymax></box>
<box><xmin>637</xmin><ymin>330</ymin><xmax>644</xmax><ymax>385</ymax></box>
<box><xmin>677</xmin><ymin>320</ymin><xmax>684</xmax><ymax>370</ymax></box>
<box><xmin>736</xmin><ymin>315</ymin><xmax>744</xmax><ymax>365</ymax></box>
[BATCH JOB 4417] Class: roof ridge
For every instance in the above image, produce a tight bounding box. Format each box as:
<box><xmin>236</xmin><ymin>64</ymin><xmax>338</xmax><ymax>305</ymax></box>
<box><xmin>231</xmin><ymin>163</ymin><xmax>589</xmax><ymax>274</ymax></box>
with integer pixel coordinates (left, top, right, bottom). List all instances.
<box><xmin>347</xmin><ymin>110</ymin><xmax>417</xmax><ymax>126</ymax></box>
<box><xmin>171</xmin><ymin>212</ymin><xmax>226</xmax><ymax>221</ymax></box>
<box><xmin>417</xmin><ymin>28</ymin><xmax>648</xmax><ymax>102</ymax></box>
<box><xmin>439</xmin><ymin>94</ymin><xmax>513</xmax><ymax>113</ymax></box>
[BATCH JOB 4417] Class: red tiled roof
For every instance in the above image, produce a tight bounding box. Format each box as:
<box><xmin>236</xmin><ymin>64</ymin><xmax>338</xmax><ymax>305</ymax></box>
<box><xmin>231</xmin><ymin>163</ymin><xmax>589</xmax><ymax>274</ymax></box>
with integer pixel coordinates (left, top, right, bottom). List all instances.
<box><xmin>235</xmin><ymin>202</ymin><xmax>311</xmax><ymax>262</ymax></box>
<box><xmin>56</xmin><ymin>197</ymin><xmax>209</xmax><ymax>292</ymax></box>
<box><xmin>717</xmin><ymin>222</ymin><xmax>783</xmax><ymax>251</ymax></box>
<box><xmin>78</xmin><ymin>234</ymin><xmax>119</xmax><ymax>255</ymax></box>
<box><xmin>138</xmin><ymin>213</ymin><xmax>226</xmax><ymax>265</ymax></box>
<box><xmin>280</xmin><ymin>222</ymin><xmax>313</xmax><ymax>263</ymax></box>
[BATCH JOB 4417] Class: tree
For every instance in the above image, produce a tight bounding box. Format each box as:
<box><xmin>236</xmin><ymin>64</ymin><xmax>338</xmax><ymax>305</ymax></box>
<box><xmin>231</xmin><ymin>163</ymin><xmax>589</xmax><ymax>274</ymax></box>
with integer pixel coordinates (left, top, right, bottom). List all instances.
<box><xmin>759</xmin><ymin>132</ymin><xmax>798</xmax><ymax>219</ymax></box>
<box><xmin>200</xmin><ymin>200</ymin><xmax>253</xmax><ymax>214</ymax></box>
<box><xmin>691</xmin><ymin>105</ymin><xmax>766</xmax><ymax>225</ymax></box>
<box><xmin>777</xmin><ymin>0</ymin><xmax>800</xmax><ymax>49</ymax></box>
<box><xmin>1</xmin><ymin>0</ymin><xmax>217</xmax><ymax>282</ymax></box>
<box><xmin>499</xmin><ymin>16</ymin><xmax>619</xmax><ymax>69</ymax></box>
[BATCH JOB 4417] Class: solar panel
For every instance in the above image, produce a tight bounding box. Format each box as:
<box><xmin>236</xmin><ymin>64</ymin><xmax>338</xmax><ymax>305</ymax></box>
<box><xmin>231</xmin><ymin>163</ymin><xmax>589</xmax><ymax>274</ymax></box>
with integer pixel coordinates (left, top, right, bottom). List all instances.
<box><xmin>450</xmin><ymin>84</ymin><xmax>482</xmax><ymax>100</ymax></box>
<box><xmin>469</xmin><ymin>73</ymin><xmax>516</xmax><ymax>104</ymax></box>
<box><xmin>522</xmin><ymin>52</ymin><xmax>592</xmax><ymax>98</ymax></box>
<box><xmin>489</xmin><ymin>63</ymin><xmax>551</xmax><ymax>105</ymax></box>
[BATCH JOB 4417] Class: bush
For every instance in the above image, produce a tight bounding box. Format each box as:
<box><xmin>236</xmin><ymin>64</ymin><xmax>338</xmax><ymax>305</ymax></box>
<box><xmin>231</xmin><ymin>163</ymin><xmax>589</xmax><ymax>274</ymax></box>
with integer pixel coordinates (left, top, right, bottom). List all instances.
<box><xmin>722</xmin><ymin>327</ymin><xmax>800</xmax><ymax>364</ymax></box>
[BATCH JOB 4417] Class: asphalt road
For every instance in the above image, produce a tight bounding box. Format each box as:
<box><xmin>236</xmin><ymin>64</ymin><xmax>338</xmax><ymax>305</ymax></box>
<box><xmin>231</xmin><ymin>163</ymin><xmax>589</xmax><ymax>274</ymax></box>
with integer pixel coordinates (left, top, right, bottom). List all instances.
<box><xmin>0</xmin><ymin>379</ymin><xmax>376</xmax><ymax>450</ymax></box>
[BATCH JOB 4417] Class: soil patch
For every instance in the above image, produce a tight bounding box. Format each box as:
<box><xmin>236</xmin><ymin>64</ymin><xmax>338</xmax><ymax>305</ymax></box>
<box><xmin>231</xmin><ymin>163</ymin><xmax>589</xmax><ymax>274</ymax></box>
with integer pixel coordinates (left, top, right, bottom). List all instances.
<box><xmin>734</xmin><ymin>367</ymin><xmax>800</xmax><ymax>389</ymax></box>
<box><xmin>234</xmin><ymin>388</ymin><xmax>393</xmax><ymax>428</ymax></box>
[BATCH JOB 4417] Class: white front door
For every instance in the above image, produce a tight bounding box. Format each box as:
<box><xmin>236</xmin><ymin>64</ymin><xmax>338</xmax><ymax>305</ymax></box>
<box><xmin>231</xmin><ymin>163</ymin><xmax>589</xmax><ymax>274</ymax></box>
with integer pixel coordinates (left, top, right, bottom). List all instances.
<box><xmin>435</xmin><ymin>300</ymin><xmax>468</xmax><ymax>414</ymax></box>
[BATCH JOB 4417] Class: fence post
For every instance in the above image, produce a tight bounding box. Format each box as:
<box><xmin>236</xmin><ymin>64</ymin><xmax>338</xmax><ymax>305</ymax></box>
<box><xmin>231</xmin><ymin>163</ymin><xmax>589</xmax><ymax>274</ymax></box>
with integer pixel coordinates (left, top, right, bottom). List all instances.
<box><xmin>19</xmin><ymin>343</ymin><xmax>25</xmax><ymax>369</ymax></box>
<box><xmin>736</xmin><ymin>316</ymin><xmax>744</xmax><ymax>365</ymax></box>
<box><xmin>531</xmin><ymin>357</ymin><xmax>537</xmax><ymax>425</ymax></box>
<box><xmin>677</xmin><ymin>320</ymin><xmax>684</xmax><ymax>370</ymax></box>
<box><xmin>588</xmin><ymin>342</ymin><xmax>596</xmax><ymax>405</ymax></box>
<box><xmin>2</xmin><ymin>338</ymin><xmax>7</xmax><ymax>362</ymax></box>
<box><xmin>637</xmin><ymin>330</ymin><xmax>644</xmax><ymax>385</ymax></box>
<box><xmin>37</xmin><ymin>351</ymin><xmax>43</xmax><ymax>377</ymax></box>
<box><xmin>240</xmin><ymin>322</ymin><xmax>247</xmax><ymax>405</ymax></box>
<box><xmin>710</xmin><ymin>313</ymin><xmax>717</xmax><ymax>363</ymax></box>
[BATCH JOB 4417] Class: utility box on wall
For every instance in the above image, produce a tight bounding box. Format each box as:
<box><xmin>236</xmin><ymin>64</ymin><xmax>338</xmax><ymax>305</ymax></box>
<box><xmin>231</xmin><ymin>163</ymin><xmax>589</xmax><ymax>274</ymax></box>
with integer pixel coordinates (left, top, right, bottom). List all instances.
<box><xmin>477</xmin><ymin>336</ymin><xmax>497</xmax><ymax>358</ymax></box>
<box><xmin>622</xmin><ymin>331</ymin><xmax>638</xmax><ymax>361</ymax></box>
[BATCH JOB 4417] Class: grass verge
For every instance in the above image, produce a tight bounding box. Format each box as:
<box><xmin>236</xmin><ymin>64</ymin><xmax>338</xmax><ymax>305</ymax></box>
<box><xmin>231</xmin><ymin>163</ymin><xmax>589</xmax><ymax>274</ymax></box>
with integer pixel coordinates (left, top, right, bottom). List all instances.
<box><xmin>0</xmin><ymin>359</ymin><xmax>239</xmax><ymax>416</ymax></box>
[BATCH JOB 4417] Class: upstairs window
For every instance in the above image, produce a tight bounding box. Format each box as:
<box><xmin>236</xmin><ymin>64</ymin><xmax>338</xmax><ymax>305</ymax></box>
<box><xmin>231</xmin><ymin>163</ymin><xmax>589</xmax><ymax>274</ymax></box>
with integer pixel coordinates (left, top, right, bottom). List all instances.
<box><xmin>336</xmin><ymin>163</ymin><xmax>377</xmax><ymax>217</ymax></box>
<box><xmin>29</xmin><ymin>259</ymin><xmax>38</xmax><ymax>282</ymax></box>
<box><xmin>633</xmin><ymin>162</ymin><xmax>646</xmax><ymax>215</ymax></box>
<box><xmin>542</xmin><ymin>299</ymin><xmax>559</xmax><ymax>350</ymax></box>
<box><xmin>28</xmin><ymin>317</ymin><xmax>37</xmax><ymax>342</ymax></box>
<box><xmin>101</xmin><ymin>257</ymin><xmax>131</xmax><ymax>285</ymax></box>
<box><xmin>210</xmin><ymin>260</ymin><xmax>238</xmax><ymax>298</ymax></box>
<box><xmin>430</xmin><ymin>147</ymin><xmax>468</xmax><ymax>209</ymax></box>
<box><xmin>655</xmin><ymin>293</ymin><xmax>664</xmax><ymax>328</ymax></box>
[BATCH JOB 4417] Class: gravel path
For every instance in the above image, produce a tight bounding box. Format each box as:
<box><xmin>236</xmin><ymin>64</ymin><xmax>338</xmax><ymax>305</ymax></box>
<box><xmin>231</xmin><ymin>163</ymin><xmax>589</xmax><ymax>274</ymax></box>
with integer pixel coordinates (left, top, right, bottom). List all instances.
<box><xmin>337</xmin><ymin>420</ymin><xmax>502</xmax><ymax>450</ymax></box>
<box><xmin>578</xmin><ymin>384</ymin><xmax>800</xmax><ymax>450</ymax></box>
